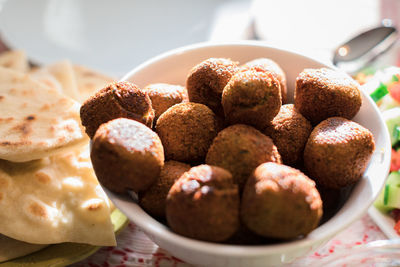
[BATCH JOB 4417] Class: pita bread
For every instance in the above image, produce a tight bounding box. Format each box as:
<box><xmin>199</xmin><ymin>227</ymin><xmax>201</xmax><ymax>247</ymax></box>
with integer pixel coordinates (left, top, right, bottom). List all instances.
<box><xmin>45</xmin><ymin>60</ymin><xmax>80</xmax><ymax>101</ymax></box>
<box><xmin>0</xmin><ymin>67</ymin><xmax>87</xmax><ymax>162</ymax></box>
<box><xmin>0</xmin><ymin>235</ymin><xmax>47</xmax><ymax>262</ymax></box>
<box><xmin>73</xmin><ymin>65</ymin><xmax>115</xmax><ymax>102</ymax></box>
<box><xmin>0</xmin><ymin>50</ymin><xmax>29</xmax><ymax>73</ymax></box>
<box><xmin>29</xmin><ymin>68</ymin><xmax>64</xmax><ymax>94</ymax></box>
<box><xmin>0</xmin><ymin>145</ymin><xmax>116</xmax><ymax>246</ymax></box>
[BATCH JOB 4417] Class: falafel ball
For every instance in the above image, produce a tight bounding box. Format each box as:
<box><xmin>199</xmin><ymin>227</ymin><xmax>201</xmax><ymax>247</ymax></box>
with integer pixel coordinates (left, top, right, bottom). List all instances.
<box><xmin>143</xmin><ymin>83</ymin><xmax>188</xmax><ymax>121</ymax></box>
<box><xmin>80</xmin><ymin>81</ymin><xmax>155</xmax><ymax>138</ymax></box>
<box><xmin>139</xmin><ymin>160</ymin><xmax>190</xmax><ymax>218</ymax></box>
<box><xmin>304</xmin><ymin>117</ymin><xmax>375</xmax><ymax>189</ymax></box>
<box><xmin>242</xmin><ymin>58</ymin><xmax>288</xmax><ymax>104</ymax></box>
<box><xmin>206</xmin><ymin>124</ymin><xmax>282</xmax><ymax>191</ymax></box>
<box><xmin>264</xmin><ymin>104</ymin><xmax>312</xmax><ymax>166</ymax></box>
<box><xmin>186</xmin><ymin>58</ymin><xmax>238</xmax><ymax>115</ymax></box>
<box><xmin>294</xmin><ymin>68</ymin><xmax>362</xmax><ymax>125</ymax></box>
<box><xmin>156</xmin><ymin>102</ymin><xmax>219</xmax><ymax>163</ymax></box>
<box><xmin>222</xmin><ymin>68</ymin><xmax>281</xmax><ymax>130</ymax></box>
<box><xmin>166</xmin><ymin>164</ymin><xmax>239</xmax><ymax>242</ymax></box>
<box><xmin>91</xmin><ymin>118</ymin><xmax>164</xmax><ymax>193</ymax></box>
<box><xmin>241</xmin><ymin>162</ymin><xmax>323</xmax><ymax>239</ymax></box>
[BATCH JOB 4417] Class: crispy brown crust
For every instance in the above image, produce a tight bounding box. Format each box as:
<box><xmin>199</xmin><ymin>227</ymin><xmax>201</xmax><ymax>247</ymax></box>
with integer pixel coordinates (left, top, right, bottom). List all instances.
<box><xmin>143</xmin><ymin>83</ymin><xmax>188</xmax><ymax>121</ymax></box>
<box><xmin>222</xmin><ymin>69</ymin><xmax>281</xmax><ymax>130</ymax></box>
<box><xmin>294</xmin><ymin>68</ymin><xmax>362</xmax><ymax>125</ymax></box>
<box><xmin>242</xmin><ymin>58</ymin><xmax>287</xmax><ymax>104</ymax></box>
<box><xmin>91</xmin><ymin>118</ymin><xmax>164</xmax><ymax>193</ymax></box>
<box><xmin>206</xmin><ymin>124</ymin><xmax>282</xmax><ymax>191</ymax></box>
<box><xmin>304</xmin><ymin>117</ymin><xmax>375</xmax><ymax>189</ymax></box>
<box><xmin>264</xmin><ymin>104</ymin><xmax>312</xmax><ymax>166</ymax></box>
<box><xmin>139</xmin><ymin>160</ymin><xmax>190</xmax><ymax>218</ymax></box>
<box><xmin>155</xmin><ymin>102</ymin><xmax>219</xmax><ymax>163</ymax></box>
<box><xmin>80</xmin><ymin>81</ymin><xmax>155</xmax><ymax>138</ymax></box>
<box><xmin>166</xmin><ymin>165</ymin><xmax>239</xmax><ymax>242</ymax></box>
<box><xmin>186</xmin><ymin>58</ymin><xmax>238</xmax><ymax>115</ymax></box>
<box><xmin>241</xmin><ymin>162</ymin><xmax>323</xmax><ymax>239</ymax></box>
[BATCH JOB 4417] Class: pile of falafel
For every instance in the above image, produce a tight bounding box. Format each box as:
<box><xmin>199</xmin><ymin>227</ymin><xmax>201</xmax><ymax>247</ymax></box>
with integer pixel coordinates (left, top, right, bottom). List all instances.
<box><xmin>80</xmin><ymin>57</ymin><xmax>375</xmax><ymax>244</ymax></box>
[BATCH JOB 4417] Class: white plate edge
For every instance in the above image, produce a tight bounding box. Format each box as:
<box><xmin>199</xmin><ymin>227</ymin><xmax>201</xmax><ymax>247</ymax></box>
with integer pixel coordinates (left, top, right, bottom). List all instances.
<box><xmin>368</xmin><ymin>206</ymin><xmax>400</xmax><ymax>239</ymax></box>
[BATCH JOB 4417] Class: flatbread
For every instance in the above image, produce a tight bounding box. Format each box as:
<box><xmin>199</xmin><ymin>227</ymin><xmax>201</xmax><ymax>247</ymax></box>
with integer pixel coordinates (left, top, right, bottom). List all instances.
<box><xmin>0</xmin><ymin>50</ymin><xmax>29</xmax><ymax>73</ymax></box>
<box><xmin>30</xmin><ymin>60</ymin><xmax>80</xmax><ymax>100</ymax></box>
<box><xmin>0</xmin><ymin>67</ymin><xmax>87</xmax><ymax>162</ymax></box>
<box><xmin>73</xmin><ymin>65</ymin><xmax>115</xmax><ymax>103</ymax></box>
<box><xmin>29</xmin><ymin>68</ymin><xmax>64</xmax><ymax>94</ymax></box>
<box><xmin>0</xmin><ymin>145</ymin><xmax>116</xmax><ymax>246</ymax></box>
<box><xmin>46</xmin><ymin>60</ymin><xmax>80</xmax><ymax>101</ymax></box>
<box><xmin>0</xmin><ymin>235</ymin><xmax>47</xmax><ymax>262</ymax></box>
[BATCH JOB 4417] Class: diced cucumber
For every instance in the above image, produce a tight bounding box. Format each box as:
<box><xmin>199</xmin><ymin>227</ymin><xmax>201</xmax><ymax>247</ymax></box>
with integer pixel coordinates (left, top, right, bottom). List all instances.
<box><xmin>370</xmin><ymin>82</ymin><xmax>389</xmax><ymax>102</ymax></box>
<box><xmin>379</xmin><ymin>94</ymin><xmax>400</xmax><ymax>112</ymax></box>
<box><xmin>382</xmin><ymin>108</ymin><xmax>400</xmax><ymax>145</ymax></box>
<box><xmin>375</xmin><ymin>172</ymin><xmax>400</xmax><ymax>212</ymax></box>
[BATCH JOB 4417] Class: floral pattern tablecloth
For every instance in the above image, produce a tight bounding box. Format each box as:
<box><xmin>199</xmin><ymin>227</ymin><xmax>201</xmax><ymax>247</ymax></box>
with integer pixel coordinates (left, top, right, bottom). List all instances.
<box><xmin>72</xmin><ymin>213</ymin><xmax>387</xmax><ymax>267</ymax></box>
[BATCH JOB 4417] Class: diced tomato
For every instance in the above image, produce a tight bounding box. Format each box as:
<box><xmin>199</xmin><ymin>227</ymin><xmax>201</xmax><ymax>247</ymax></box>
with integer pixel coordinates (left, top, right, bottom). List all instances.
<box><xmin>391</xmin><ymin>209</ymin><xmax>400</xmax><ymax>234</ymax></box>
<box><xmin>354</xmin><ymin>73</ymin><xmax>369</xmax><ymax>85</ymax></box>
<box><xmin>391</xmin><ymin>209</ymin><xmax>400</xmax><ymax>222</ymax></box>
<box><xmin>389</xmin><ymin>82</ymin><xmax>400</xmax><ymax>103</ymax></box>
<box><xmin>395</xmin><ymin>220</ymin><xmax>400</xmax><ymax>235</ymax></box>
<box><xmin>390</xmin><ymin>149</ymin><xmax>400</xmax><ymax>172</ymax></box>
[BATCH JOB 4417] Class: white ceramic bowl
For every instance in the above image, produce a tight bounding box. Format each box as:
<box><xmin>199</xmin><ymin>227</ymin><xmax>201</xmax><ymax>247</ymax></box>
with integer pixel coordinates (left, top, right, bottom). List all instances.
<box><xmin>104</xmin><ymin>41</ymin><xmax>391</xmax><ymax>266</ymax></box>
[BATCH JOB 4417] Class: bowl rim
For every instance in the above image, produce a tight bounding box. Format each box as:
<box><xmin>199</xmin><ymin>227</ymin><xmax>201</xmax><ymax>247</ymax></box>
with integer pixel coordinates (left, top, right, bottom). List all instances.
<box><xmin>121</xmin><ymin>40</ymin><xmax>332</xmax><ymax>82</ymax></box>
<box><xmin>113</xmin><ymin>40</ymin><xmax>391</xmax><ymax>256</ymax></box>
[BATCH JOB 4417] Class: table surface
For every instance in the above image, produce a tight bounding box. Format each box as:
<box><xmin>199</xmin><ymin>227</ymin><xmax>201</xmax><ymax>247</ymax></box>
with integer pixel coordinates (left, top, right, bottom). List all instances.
<box><xmin>70</xmin><ymin>214</ymin><xmax>388</xmax><ymax>267</ymax></box>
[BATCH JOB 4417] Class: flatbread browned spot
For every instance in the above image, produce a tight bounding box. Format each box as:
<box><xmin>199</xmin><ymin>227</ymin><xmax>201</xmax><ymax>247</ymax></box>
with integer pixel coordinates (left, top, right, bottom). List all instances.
<box><xmin>42</xmin><ymin>80</ymin><xmax>57</xmax><ymax>89</ymax></box>
<box><xmin>28</xmin><ymin>202</ymin><xmax>47</xmax><ymax>219</ymax></box>
<box><xmin>0</xmin><ymin>50</ymin><xmax>29</xmax><ymax>72</ymax></box>
<box><xmin>3</xmin><ymin>61</ymin><xmax>12</xmax><ymax>68</ymax></box>
<box><xmin>65</xmin><ymin>124</ymin><xmax>75</xmax><ymax>133</ymax></box>
<box><xmin>25</xmin><ymin>115</ymin><xmax>35</xmax><ymax>121</ymax></box>
<box><xmin>22</xmin><ymin>90</ymin><xmax>34</xmax><ymax>96</ymax></box>
<box><xmin>1</xmin><ymin>140</ymin><xmax>32</xmax><ymax>146</ymax></box>
<box><xmin>35</xmin><ymin>172</ymin><xmax>51</xmax><ymax>184</ymax></box>
<box><xmin>0</xmin><ymin>96</ymin><xmax>3</xmax><ymax>101</ymax></box>
<box><xmin>11</xmin><ymin>122</ymin><xmax>32</xmax><ymax>137</ymax></box>
<box><xmin>0</xmin><ymin>118</ymin><xmax>13</xmax><ymax>123</ymax></box>
<box><xmin>0</xmin><ymin>192</ymin><xmax>3</xmax><ymax>201</ymax></box>
<box><xmin>40</xmin><ymin>104</ymin><xmax>50</xmax><ymax>111</ymax></box>
<box><xmin>82</xmin><ymin>199</ymin><xmax>103</xmax><ymax>211</ymax></box>
<box><xmin>58</xmin><ymin>98</ymin><xmax>68</xmax><ymax>105</ymax></box>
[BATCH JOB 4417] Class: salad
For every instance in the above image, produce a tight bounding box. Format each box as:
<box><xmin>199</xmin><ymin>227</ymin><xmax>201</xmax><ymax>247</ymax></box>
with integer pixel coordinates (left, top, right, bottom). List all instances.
<box><xmin>361</xmin><ymin>67</ymin><xmax>400</xmax><ymax>235</ymax></box>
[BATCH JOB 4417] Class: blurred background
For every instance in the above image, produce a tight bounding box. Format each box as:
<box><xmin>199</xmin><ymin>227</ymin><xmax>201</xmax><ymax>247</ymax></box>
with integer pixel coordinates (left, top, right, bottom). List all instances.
<box><xmin>0</xmin><ymin>0</ymin><xmax>398</xmax><ymax>76</ymax></box>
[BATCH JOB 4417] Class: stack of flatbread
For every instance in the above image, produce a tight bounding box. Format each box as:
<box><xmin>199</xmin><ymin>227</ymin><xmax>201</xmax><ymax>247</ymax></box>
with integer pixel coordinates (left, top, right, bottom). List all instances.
<box><xmin>0</xmin><ymin>50</ymin><xmax>116</xmax><ymax>262</ymax></box>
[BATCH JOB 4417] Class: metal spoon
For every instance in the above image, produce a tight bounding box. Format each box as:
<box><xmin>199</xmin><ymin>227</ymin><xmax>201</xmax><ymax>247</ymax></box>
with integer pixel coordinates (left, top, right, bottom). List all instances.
<box><xmin>333</xmin><ymin>20</ymin><xmax>398</xmax><ymax>74</ymax></box>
